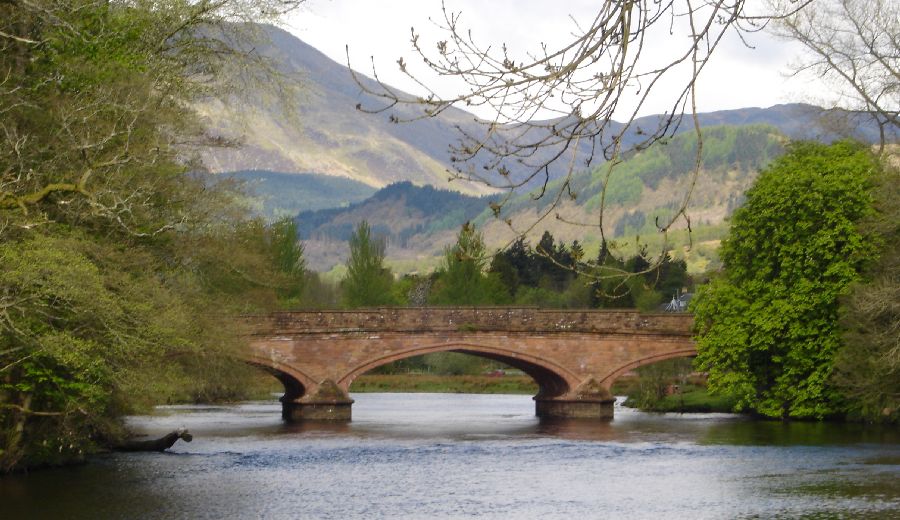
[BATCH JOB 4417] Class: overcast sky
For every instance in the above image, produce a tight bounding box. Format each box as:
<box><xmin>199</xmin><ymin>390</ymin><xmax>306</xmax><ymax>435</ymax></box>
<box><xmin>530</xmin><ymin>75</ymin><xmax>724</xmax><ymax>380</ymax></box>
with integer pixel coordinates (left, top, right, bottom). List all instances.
<box><xmin>285</xmin><ymin>1</ymin><xmax>825</xmax><ymax>119</ymax></box>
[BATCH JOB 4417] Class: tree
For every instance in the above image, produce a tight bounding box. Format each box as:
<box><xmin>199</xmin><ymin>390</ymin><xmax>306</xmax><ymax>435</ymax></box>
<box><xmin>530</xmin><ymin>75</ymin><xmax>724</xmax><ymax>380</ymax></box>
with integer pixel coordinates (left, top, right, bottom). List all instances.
<box><xmin>692</xmin><ymin>141</ymin><xmax>878</xmax><ymax>419</ymax></box>
<box><xmin>430</xmin><ymin>222</ymin><xmax>508</xmax><ymax>305</ymax></box>
<box><xmin>0</xmin><ymin>1</ymin><xmax>305</xmax><ymax>472</ymax></box>
<box><xmin>769</xmin><ymin>0</ymin><xmax>899</xmax><ymax>149</ymax></box>
<box><xmin>0</xmin><ymin>0</ymin><xmax>303</xmax><ymax>236</ymax></box>
<box><xmin>352</xmin><ymin>1</ymin><xmax>813</xmax><ymax>271</ymax></box>
<box><xmin>833</xmin><ymin>159</ymin><xmax>899</xmax><ymax>422</ymax></box>
<box><xmin>268</xmin><ymin>217</ymin><xmax>307</xmax><ymax>305</ymax></box>
<box><xmin>342</xmin><ymin>221</ymin><xmax>396</xmax><ymax>307</ymax></box>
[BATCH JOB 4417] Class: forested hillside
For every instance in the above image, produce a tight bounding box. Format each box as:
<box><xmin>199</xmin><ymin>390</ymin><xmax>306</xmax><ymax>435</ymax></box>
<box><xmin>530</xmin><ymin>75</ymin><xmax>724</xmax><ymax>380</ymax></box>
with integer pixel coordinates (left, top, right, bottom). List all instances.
<box><xmin>223</xmin><ymin>170</ymin><xmax>376</xmax><ymax>218</ymax></box>
<box><xmin>298</xmin><ymin>124</ymin><xmax>786</xmax><ymax>272</ymax></box>
<box><xmin>296</xmin><ymin>182</ymin><xmax>496</xmax><ymax>271</ymax></box>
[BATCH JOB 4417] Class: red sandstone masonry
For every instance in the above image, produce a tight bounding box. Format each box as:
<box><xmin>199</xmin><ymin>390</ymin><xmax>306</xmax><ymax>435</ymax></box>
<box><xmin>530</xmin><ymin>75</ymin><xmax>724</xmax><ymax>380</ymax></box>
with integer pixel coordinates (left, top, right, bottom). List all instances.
<box><xmin>252</xmin><ymin>307</ymin><xmax>692</xmax><ymax>335</ymax></box>
<box><xmin>244</xmin><ymin>308</ymin><xmax>696</xmax><ymax>412</ymax></box>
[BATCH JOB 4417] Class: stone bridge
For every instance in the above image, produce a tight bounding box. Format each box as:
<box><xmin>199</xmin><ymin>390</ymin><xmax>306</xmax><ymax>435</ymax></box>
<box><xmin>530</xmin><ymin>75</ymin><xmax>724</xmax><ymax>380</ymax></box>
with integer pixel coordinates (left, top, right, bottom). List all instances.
<box><xmin>245</xmin><ymin>307</ymin><xmax>696</xmax><ymax>421</ymax></box>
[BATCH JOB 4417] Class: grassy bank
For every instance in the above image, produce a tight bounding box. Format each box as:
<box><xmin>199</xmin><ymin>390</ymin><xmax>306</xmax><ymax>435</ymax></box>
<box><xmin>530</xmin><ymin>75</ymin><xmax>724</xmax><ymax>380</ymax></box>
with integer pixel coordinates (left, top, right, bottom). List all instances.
<box><xmin>350</xmin><ymin>374</ymin><xmax>538</xmax><ymax>394</ymax></box>
<box><xmin>624</xmin><ymin>386</ymin><xmax>738</xmax><ymax>413</ymax></box>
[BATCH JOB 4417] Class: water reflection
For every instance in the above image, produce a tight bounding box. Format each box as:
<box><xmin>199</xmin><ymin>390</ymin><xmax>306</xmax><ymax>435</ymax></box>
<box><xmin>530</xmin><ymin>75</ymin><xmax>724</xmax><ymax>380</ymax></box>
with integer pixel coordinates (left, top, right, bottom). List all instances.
<box><xmin>2</xmin><ymin>393</ymin><xmax>898</xmax><ymax>520</ymax></box>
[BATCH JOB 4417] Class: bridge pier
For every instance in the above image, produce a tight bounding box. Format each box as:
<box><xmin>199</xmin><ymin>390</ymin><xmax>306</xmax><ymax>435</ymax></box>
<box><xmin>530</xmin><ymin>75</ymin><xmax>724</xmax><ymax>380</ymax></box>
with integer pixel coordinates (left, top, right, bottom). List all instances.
<box><xmin>534</xmin><ymin>397</ymin><xmax>615</xmax><ymax>419</ymax></box>
<box><xmin>282</xmin><ymin>400</ymin><xmax>353</xmax><ymax>421</ymax></box>
<box><xmin>281</xmin><ymin>379</ymin><xmax>354</xmax><ymax>422</ymax></box>
<box><xmin>534</xmin><ymin>377</ymin><xmax>616</xmax><ymax>420</ymax></box>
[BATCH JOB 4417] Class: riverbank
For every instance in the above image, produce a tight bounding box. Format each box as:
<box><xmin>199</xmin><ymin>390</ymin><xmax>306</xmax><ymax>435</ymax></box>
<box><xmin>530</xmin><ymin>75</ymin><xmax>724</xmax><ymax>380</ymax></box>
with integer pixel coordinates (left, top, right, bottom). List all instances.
<box><xmin>350</xmin><ymin>374</ymin><xmax>538</xmax><ymax>394</ymax></box>
<box><xmin>622</xmin><ymin>386</ymin><xmax>738</xmax><ymax>413</ymax></box>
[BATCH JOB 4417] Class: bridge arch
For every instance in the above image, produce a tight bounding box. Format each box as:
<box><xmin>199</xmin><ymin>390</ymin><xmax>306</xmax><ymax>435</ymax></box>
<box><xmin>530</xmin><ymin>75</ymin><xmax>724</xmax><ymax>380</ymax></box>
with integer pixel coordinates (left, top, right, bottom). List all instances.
<box><xmin>598</xmin><ymin>348</ymin><xmax>698</xmax><ymax>388</ymax></box>
<box><xmin>338</xmin><ymin>343</ymin><xmax>580</xmax><ymax>399</ymax></box>
<box><xmin>244</xmin><ymin>354</ymin><xmax>318</xmax><ymax>403</ymax></box>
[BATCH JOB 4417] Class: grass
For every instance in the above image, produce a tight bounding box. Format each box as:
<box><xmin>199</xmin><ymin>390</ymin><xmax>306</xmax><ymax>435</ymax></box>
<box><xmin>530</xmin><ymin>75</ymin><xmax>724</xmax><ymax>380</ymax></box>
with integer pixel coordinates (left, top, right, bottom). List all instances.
<box><xmin>631</xmin><ymin>386</ymin><xmax>738</xmax><ymax>413</ymax></box>
<box><xmin>349</xmin><ymin>374</ymin><xmax>538</xmax><ymax>394</ymax></box>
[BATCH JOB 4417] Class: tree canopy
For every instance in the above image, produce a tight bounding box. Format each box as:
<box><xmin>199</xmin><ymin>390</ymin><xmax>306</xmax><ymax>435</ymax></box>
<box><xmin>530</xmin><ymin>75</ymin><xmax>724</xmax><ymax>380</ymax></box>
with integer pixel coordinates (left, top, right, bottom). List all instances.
<box><xmin>692</xmin><ymin>141</ymin><xmax>879</xmax><ymax>419</ymax></box>
<box><xmin>833</xmin><ymin>158</ymin><xmax>899</xmax><ymax>421</ymax></box>
<box><xmin>0</xmin><ymin>0</ymin><xmax>305</xmax><ymax>472</ymax></box>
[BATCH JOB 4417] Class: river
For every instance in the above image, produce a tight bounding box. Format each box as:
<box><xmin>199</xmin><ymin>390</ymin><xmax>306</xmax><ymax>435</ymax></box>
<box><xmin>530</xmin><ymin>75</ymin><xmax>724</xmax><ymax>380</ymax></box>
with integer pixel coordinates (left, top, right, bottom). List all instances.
<box><xmin>2</xmin><ymin>393</ymin><xmax>898</xmax><ymax>519</ymax></box>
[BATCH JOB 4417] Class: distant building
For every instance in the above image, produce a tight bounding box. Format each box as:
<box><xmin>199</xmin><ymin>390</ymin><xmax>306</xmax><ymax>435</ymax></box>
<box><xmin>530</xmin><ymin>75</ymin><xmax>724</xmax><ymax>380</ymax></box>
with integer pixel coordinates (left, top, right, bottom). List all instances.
<box><xmin>662</xmin><ymin>292</ymin><xmax>692</xmax><ymax>313</ymax></box>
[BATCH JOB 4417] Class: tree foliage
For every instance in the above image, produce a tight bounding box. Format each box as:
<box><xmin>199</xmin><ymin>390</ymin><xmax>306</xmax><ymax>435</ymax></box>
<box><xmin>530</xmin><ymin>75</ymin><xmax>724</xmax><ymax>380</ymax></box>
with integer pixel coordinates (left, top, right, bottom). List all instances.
<box><xmin>342</xmin><ymin>221</ymin><xmax>396</xmax><ymax>307</ymax></box>
<box><xmin>833</xmin><ymin>159</ymin><xmax>900</xmax><ymax>422</ymax></box>
<box><xmin>0</xmin><ymin>0</ymin><xmax>304</xmax><ymax>472</ymax></box>
<box><xmin>692</xmin><ymin>141</ymin><xmax>878</xmax><ymax>419</ymax></box>
<box><xmin>0</xmin><ymin>0</ymin><xmax>302</xmax><ymax>235</ymax></box>
<box><xmin>430</xmin><ymin>222</ymin><xmax>508</xmax><ymax>305</ymax></box>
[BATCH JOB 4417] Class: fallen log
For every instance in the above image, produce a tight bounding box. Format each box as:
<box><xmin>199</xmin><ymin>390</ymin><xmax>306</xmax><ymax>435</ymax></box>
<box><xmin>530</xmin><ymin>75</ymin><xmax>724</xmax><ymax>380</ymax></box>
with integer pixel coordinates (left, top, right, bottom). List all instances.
<box><xmin>115</xmin><ymin>428</ymin><xmax>193</xmax><ymax>452</ymax></box>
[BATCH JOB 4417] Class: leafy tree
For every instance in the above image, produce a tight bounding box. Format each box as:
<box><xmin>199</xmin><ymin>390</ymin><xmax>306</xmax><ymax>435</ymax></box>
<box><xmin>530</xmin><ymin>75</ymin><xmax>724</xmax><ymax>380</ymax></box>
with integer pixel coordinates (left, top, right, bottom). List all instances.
<box><xmin>342</xmin><ymin>221</ymin><xmax>396</xmax><ymax>307</ymax></box>
<box><xmin>0</xmin><ymin>0</ymin><xmax>302</xmax><ymax>234</ymax></box>
<box><xmin>0</xmin><ymin>1</ymin><xmax>305</xmax><ymax>472</ymax></box>
<box><xmin>693</xmin><ymin>141</ymin><xmax>878</xmax><ymax>419</ymax></box>
<box><xmin>833</xmin><ymin>160</ymin><xmax>900</xmax><ymax>422</ymax></box>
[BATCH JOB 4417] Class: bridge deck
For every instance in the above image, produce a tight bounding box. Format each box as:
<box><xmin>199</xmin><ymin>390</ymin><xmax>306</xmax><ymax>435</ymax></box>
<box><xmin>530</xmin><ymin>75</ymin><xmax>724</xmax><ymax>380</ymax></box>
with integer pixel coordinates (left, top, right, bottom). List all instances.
<box><xmin>248</xmin><ymin>307</ymin><xmax>693</xmax><ymax>336</ymax></box>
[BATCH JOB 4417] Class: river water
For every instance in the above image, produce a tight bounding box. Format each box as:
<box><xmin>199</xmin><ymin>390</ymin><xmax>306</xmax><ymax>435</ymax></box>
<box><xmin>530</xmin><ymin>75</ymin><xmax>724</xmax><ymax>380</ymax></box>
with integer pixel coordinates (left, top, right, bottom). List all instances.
<box><xmin>2</xmin><ymin>393</ymin><xmax>898</xmax><ymax>519</ymax></box>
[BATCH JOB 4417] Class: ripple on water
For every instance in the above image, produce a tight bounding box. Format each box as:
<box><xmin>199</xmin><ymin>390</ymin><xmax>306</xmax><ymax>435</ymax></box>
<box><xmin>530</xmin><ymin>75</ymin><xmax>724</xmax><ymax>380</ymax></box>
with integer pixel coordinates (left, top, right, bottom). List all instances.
<box><xmin>2</xmin><ymin>393</ymin><xmax>898</xmax><ymax>520</ymax></box>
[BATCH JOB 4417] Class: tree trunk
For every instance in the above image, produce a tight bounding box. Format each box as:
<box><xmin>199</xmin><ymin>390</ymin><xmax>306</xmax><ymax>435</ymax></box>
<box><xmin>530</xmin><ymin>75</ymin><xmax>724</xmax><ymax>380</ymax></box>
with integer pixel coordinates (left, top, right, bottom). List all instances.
<box><xmin>115</xmin><ymin>428</ymin><xmax>193</xmax><ymax>452</ymax></box>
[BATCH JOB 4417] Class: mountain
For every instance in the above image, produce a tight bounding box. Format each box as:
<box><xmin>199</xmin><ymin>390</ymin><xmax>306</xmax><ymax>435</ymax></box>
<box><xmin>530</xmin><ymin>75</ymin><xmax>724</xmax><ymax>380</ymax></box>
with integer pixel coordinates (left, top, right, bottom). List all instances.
<box><xmin>296</xmin><ymin>182</ymin><xmax>496</xmax><ymax>271</ymax></box>
<box><xmin>197</xmin><ymin>27</ymin><xmax>493</xmax><ymax>195</ymax></box>
<box><xmin>194</xmin><ymin>26</ymin><xmax>896</xmax><ymax>271</ymax></box>
<box><xmin>295</xmin><ymin>125</ymin><xmax>787</xmax><ymax>271</ymax></box>
<box><xmin>198</xmin><ymin>25</ymin><xmax>893</xmax><ymax>199</ymax></box>
<box><xmin>223</xmin><ymin>170</ymin><xmax>376</xmax><ymax>218</ymax></box>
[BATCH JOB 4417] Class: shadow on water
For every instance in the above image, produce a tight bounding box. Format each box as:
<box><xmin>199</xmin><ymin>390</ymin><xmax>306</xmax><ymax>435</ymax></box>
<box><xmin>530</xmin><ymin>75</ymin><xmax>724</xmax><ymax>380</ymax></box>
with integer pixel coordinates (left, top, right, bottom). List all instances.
<box><xmin>700</xmin><ymin>418</ymin><xmax>900</xmax><ymax>447</ymax></box>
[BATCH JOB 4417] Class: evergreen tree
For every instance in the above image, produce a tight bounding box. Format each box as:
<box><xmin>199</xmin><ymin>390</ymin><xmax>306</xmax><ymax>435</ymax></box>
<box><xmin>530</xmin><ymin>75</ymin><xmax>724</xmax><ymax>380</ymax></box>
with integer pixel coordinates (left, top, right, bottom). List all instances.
<box><xmin>268</xmin><ymin>217</ymin><xmax>307</xmax><ymax>305</ymax></box>
<box><xmin>342</xmin><ymin>221</ymin><xmax>396</xmax><ymax>307</ymax></box>
<box><xmin>431</xmin><ymin>222</ymin><xmax>508</xmax><ymax>305</ymax></box>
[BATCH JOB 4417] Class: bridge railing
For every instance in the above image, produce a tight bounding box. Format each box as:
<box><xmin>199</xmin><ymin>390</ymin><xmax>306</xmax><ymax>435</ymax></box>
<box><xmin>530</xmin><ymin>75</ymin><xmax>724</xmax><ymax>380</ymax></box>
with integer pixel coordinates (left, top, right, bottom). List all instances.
<box><xmin>246</xmin><ymin>307</ymin><xmax>693</xmax><ymax>336</ymax></box>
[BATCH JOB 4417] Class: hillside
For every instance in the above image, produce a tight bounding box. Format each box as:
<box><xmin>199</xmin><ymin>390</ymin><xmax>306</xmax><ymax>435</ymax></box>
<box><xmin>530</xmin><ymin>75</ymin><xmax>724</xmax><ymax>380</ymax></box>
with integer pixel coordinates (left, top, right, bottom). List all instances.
<box><xmin>223</xmin><ymin>170</ymin><xmax>376</xmax><ymax>218</ymax></box>
<box><xmin>295</xmin><ymin>125</ymin><xmax>786</xmax><ymax>272</ymax></box>
<box><xmin>197</xmin><ymin>27</ymin><xmax>493</xmax><ymax>195</ymax></box>
<box><xmin>199</xmin><ymin>25</ymin><xmax>894</xmax><ymax>199</ymax></box>
<box><xmin>296</xmin><ymin>182</ymin><xmax>496</xmax><ymax>271</ymax></box>
<box><xmin>477</xmin><ymin>125</ymin><xmax>788</xmax><ymax>265</ymax></box>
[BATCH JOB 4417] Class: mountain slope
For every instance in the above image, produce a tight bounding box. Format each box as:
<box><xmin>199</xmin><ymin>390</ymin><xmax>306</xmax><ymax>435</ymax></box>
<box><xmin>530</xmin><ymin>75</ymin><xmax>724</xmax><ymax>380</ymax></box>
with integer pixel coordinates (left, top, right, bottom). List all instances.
<box><xmin>199</xmin><ymin>25</ymin><xmax>894</xmax><ymax>198</ymax></box>
<box><xmin>197</xmin><ymin>27</ymin><xmax>491</xmax><ymax>195</ymax></box>
<box><xmin>223</xmin><ymin>170</ymin><xmax>376</xmax><ymax>218</ymax></box>
<box><xmin>299</xmin><ymin>124</ymin><xmax>788</xmax><ymax>271</ymax></box>
<box><xmin>478</xmin><ymin>124</ymin><xmax>787</xmax><ymax>250</ymax></box>
<box><xmin>296</xmin><ymin>182</ymin><xmax>496</xmax><ymax>271</ymax></box>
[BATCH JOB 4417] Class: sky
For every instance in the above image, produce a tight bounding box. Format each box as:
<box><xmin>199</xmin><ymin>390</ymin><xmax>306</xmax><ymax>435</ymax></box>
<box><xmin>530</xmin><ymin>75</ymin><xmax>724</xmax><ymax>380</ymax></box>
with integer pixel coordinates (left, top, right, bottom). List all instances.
<box><xmin>285</xmin><ymin>1</ymin><xmax>826</xmax><ymax>119</ymax></box>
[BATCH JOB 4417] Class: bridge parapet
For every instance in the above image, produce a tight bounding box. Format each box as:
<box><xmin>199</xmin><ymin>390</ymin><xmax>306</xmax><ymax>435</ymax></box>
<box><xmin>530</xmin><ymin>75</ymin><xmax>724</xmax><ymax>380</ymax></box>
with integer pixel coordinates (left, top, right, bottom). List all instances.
<box><xmin>247</xmin><ymin>307</ymin><xmax>693</xmax><ymax>336</ymax></box>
